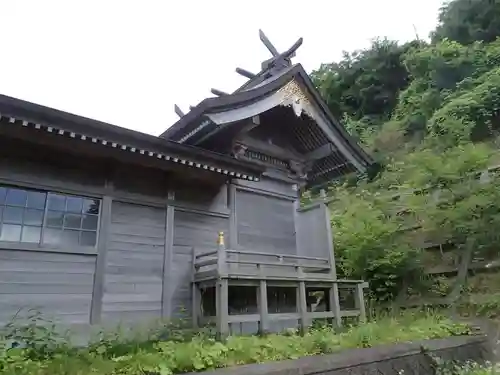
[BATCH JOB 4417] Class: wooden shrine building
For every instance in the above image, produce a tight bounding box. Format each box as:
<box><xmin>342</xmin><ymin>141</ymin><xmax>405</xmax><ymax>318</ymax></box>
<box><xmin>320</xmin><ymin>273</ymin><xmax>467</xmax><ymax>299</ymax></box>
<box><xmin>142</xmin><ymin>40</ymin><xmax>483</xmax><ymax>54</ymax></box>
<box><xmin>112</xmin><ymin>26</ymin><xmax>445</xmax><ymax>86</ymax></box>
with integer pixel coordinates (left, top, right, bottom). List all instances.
<box><xmin>0</xmin><ymin>31</ymin><xmax>373</xmax><ymax>336</ymax></box>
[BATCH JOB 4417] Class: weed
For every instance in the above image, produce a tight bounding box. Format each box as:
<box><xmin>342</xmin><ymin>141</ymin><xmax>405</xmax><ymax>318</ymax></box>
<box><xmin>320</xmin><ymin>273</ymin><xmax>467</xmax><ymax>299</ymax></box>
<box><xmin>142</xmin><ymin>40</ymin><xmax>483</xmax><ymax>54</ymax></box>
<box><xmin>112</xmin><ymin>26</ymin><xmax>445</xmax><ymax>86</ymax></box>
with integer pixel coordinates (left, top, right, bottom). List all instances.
<box><xmin>0</xmin><ymin>310</ymin><xmax>471</xmax><ymax>375</ymax></box>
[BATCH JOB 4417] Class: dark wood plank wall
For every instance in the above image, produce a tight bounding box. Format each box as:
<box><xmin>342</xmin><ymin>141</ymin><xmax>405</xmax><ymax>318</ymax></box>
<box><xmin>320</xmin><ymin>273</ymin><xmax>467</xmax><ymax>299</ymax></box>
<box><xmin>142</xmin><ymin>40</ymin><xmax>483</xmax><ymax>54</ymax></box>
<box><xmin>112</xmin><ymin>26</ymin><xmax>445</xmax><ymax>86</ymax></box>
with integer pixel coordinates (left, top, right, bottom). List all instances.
<box><xmin>171</xmin><ymin>210</ymin><xmax>229</xmax><ymax>318</ymax></box>
<box><xmin>236</xmin><ymin>191</ymin><xmax>296</xmax><ymax>254</ymax></box>
<box><xmin>296</xmin><ymin>206</ymin><xmax>332</xmax><ymax>260</ymax></box>
<box><xmin>0</xmin><ymin>249</ymin><xmax>95</xmax><ymax>325</ymax></box>
<box><xmin>0</xmin><ymin>153</ymin><xmax>103</xmax><ymax>326</ymax></box>
<box><xmin>0</xmin><ymin>140</ymin><xmax>323</xmax><ymax>331</ymax></box>
<box><xmin>234</xmin><ymin>176</ymin><xmax>298</xmax><ymax>255</ymax></box>
<box><xmin>101</xmin><ymin>201</ymin><xmax>166</xmax><ymax>323</ymax></box>
<box><xmin>0</xmin><ymin>143</ymin><xmax>230</xmax><ymax>327</ymax></box>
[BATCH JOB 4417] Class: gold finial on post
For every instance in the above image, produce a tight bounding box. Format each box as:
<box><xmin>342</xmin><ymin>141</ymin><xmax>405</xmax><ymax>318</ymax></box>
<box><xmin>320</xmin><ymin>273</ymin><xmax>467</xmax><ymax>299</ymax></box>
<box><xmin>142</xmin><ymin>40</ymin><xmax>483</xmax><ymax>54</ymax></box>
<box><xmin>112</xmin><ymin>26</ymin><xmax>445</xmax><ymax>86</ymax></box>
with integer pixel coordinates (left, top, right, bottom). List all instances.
<box><xmin>217</xmin><ymin>231</ymin><xmax>225</xmax><ymax>247</ymax></box>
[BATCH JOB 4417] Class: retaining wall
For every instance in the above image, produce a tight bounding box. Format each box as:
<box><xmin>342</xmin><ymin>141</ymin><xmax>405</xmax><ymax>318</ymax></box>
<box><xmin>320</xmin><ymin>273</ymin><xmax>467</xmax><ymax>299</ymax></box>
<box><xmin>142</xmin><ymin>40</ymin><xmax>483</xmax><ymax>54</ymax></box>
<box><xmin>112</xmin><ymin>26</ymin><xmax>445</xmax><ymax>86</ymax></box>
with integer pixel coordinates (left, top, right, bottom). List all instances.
<box><xmin>187</xmin><ymin>335</ymin><xmax>490</xmax><ymax>375</ymax></box>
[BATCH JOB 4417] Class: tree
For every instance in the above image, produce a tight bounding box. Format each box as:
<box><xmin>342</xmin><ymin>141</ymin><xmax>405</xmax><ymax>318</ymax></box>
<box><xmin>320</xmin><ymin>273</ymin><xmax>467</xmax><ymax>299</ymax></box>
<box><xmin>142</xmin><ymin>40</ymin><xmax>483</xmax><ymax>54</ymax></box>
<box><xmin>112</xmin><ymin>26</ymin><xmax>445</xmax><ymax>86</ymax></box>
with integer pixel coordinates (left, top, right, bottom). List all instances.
<box><xmin>432</xmin><ymin>0</ymin><xmax>500</xmax><ymax>45</ymax></box>
<box><xmin>309</xmin><ymin>0</ymin><xmax>500</xmax><ymax>306</ymax></box>
<box><xmin>311</xmin><ymin>39</ymin><xmax>418</xmax><ymax>132</ymax></box>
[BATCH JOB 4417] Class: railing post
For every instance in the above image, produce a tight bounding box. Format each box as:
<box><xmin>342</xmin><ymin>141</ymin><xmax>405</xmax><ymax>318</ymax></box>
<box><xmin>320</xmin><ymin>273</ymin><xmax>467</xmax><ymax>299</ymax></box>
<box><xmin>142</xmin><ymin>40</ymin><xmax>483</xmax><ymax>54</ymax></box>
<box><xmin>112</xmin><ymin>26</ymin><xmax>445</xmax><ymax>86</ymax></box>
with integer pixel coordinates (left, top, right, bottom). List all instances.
<box><xmin>216</xmin><ymin>232</ymin><xmax>229</xmax><ymax>339</ymax></box>
<box><xmin>320</xmin><ymin>189</ymin><xmax>337</xmax><ymax>280</ymax></box>
<box><xmin>216</xmin><ymin>279</ymin><xmax>229</xmax><ymax>339</ymax></box>
<box><xmin>217</xmin><ymin>231</ymin><xmax>227</xmax><ymax>276</ymax></box>
<box><xmin>258</xmin><ymin>279</ymin><xmax>269</xmax><ymax>334</ymax></box>
<box><xmin>355</xmin><ymin>282</ymin><xmax>367</xmax><ymax>323</ymax></box>
<box><xmin>297</xmin><ymin>266</ymin><xmax>309</xmax><ymax>334</ymax></box>
<box><xmin>191</xmin><ymin>247</ymin><xmax>200</xmax><ymax>329</ymax></box>
<box><xmin>329</xmin><ymin>282</ymin><xmax>342</xmax><ymax>328</ymax></box>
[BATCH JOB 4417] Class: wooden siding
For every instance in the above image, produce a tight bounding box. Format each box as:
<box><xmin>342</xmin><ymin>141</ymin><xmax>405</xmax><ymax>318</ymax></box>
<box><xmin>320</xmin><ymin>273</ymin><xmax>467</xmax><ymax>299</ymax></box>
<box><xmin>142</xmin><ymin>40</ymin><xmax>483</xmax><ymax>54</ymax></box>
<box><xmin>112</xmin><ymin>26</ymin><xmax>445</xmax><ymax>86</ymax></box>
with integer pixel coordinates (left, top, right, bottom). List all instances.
<box><xmin>113</xmin><ymin>167</ymin><xmax>168</xmax><ymax>202</ymax></box>
<box><xmin>296</xmin><ymin>205</ymin><xmax>331</xmax><ymax>260</ymax></box>
<box><xmin>235</xmin><ymin>177</ymin><xmax>297</xmax><ymax>198</ymax></box>
<box><xmin>174</xmin><ymin>183</ymin><xmax>228</xmax><ymax>212</ymax></box>
<box><xmin>0</xmin><ymin>141</ymin><xmax>335</xmax><ymax>333</ymax></box>
<box><xmin>101</xmin><ymin>201</ymin><xmax>166</xmax><ymax>323</ymax></box>
<box><xmin>171</xmin><ymin>210</ymin><xmax>229</xmax><ymax>317</ymax></box>
<box><xmin>0</xmin><ymin>151</ymin><xmax>106</xmax><ymax>195</ymax></box>
<box><xmin>236</xmin><ymin>190</ymin><xmax>296</xmax><ymax>254</ymax></box>
<box><xmin>0</xmin><ymin>249</ymin><xmax>95</xmax><ymax>325</ymax></box>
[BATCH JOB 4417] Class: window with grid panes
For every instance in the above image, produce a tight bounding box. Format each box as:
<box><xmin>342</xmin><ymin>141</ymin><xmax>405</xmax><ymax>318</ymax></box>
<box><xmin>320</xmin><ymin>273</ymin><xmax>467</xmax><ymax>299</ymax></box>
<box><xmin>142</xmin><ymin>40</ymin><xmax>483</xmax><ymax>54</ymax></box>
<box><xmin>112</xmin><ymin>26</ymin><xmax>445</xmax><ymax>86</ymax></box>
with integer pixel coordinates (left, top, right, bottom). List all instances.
<box><xmin>0</xmin><ymin>185</ymin><xmax>101</xmax><ymax>247</ymax></box>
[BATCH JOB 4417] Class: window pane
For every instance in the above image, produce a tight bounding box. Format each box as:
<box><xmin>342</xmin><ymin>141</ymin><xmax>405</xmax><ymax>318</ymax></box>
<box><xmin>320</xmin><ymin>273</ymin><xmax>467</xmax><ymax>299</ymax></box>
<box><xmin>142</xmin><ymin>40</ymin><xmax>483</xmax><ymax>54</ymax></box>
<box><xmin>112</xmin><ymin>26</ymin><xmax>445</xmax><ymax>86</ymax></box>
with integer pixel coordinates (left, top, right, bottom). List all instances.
<box><xmin>83</xmin><ymin>199</ymin><xmax>100</xmax><ymax>214</ymax></box>
<box><xmin>5</xmin><ymin>188</ymin><xmax>27</xmax><ymax>206</ymax></box>
<box><xmin>82</xmin><ymin>214</ymin><xmax>98</xmax><ymax>230</ymax></box>
<box><xmin>61</xmin><ymin>229</ymin><xmax>80</xmax><ymax>246</ymax></box>
<box><xmin>21</xmin><ymin>226</ymin><xmax>41</xmax><ymax>243</ymax></box>
<box><xmin>46</xmin><ymin>210</ymin><xmax>64</xmax><ymax>228</ymax></box>
<box><xmin>0</xmin><ymin>187</ymin><xmax>101</xmax><ymax>246</ymax></box>
<box><xmin>64</xmin><ymin>214</ymin><xmax>82</xmax><ymax>229</ymax></box>
<box><xmin>0</xmin><ymin>187</ymin><xmax>6</xmax><ymax>204</ymax></box>
<box><xmin>3</xmin><ymin>207</ymin><xmax>23</xmax><ymax>224</ymax></box>
<box><xmin>24</xmin><ymin>209</ymin><xmax>44</xmax><ymax>226</ymax></box>
<box><xmin>0</xmin><ymin>224</ymin><xmax>22</xmax><ymax>241</ymax></box>
<box><xmin>66</xmin><ymin>197</ymin><xmax>82</xmax><ymax>213</ymax></box>
<box><xmin>43</xmin><ymin>228</ymin><xmax>62</xmax><ymax>245</ymax></box>
<box><xmin>27</xmin><ymin>191</ymin><xmax>46</xmax><ymax>210</ymax></box>
<box><xmin>48</xmin><ymin>194</ymin><xmax>66</xmax><ymax>211</ymax></box>
<box><xmin>80</xmin><ymin>231</ymin><xmax>97</xmax><ymax>247</ymax></box>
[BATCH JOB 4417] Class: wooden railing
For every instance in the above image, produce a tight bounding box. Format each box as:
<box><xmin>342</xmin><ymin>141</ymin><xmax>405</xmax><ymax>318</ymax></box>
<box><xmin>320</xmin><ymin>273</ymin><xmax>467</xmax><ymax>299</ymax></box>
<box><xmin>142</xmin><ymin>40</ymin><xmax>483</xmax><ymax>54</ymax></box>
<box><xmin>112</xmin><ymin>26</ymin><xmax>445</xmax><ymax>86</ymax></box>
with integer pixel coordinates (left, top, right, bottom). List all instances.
<box><xmin>191</xmin><ymin>233</ymin><xmax>368</xmax><ymax>337</ymax></box>
<box><xmin>193</xmin><ymin>245</ymin><xmax>334</xmax><ymax>281</ymax></box>
<box><xmin>195</xmin><ymin>277</ymin><xmax>369</xmax><ymax>336</ymax></box>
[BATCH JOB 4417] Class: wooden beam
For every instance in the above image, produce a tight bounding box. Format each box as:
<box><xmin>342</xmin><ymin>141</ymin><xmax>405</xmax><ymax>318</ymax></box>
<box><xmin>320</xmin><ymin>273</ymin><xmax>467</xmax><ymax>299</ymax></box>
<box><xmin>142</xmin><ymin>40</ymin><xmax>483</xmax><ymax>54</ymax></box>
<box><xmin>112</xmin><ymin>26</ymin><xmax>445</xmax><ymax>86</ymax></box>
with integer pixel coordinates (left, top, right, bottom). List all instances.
<box><xmin>355</xmin><ymin>283</ymin><xmax>367</xmax><ymax>323</ymax></box>
<box><xmin>90</xmin><ymin>181</ymin><xmax>113</xmax><ymax>324</ymax></box>
<box><xmin>236</xmin><ymin>118</ymin><xmax>259</xmax><ymax>136</ymax></box>
<box><xmin>258</xmin><ymin>280</ymin><xmax>269</xmax><ymax>334</ymax></box>
<box><xmin>281</xmin><ymin>37</ymin><xmax>303</xmax><ymax>60</ymax></box>
<box><xmin>191</xmin><ymin>248</ymin><xmax>201</xmax><ymax>329</ymax></box>
<box><xmin>320</xmin><ymin>189</ymin><xmax>337</xmax><ymax>280</ymax></box>
<box><xmin>259</xmin><ymin>29</ymin><xmax>279</xmax><ymax>57</ymax></box>
<box><xmin>329</xmin><ymin>283</ymin><xmax>342</xmax><ymax>328</ymax></box>
<box><xmin>298</xmin><ymin>278</ymin><xmax>309</xmax><ymax>334</ymax></box>
<box><xmin>305</xmin><ymin>143</ymin><xmax>336</xmax><ymax>161</ymax></box>
<box><xmin>228</xmin><ymin>184</ymin><xmax>238</xmax><ymax>250</ymax></box>
<box><xmin>236</xmin><ymin>67</ymin><xmax>257</xmax><ymax>79</ymax></box>
<box><xmin>211</xmin><ymin>88</ymin><xmax>228</xmax><ymax>97</ymax></box>
<box><xmin>192</xmin><ymin>282</ymin><xmax>201</xmax><ymax>328</ymax></box>
<box><xmin>174</xmin><ymin>104</ymin><xmax>185</xmax><ymax>118</ymax></box>
<box><xmin>260</xmin><ymin>34</ymin><xmax>303</xmax><ymax>71</ymax></box>
<box><xmin>216</xmin><ymin>279</ymin><xmax>229</xmax><ymax>339</ymax></box>
<box><xmin>237</xmin><ymin>135</ymin><xmax>304</xmax><ymax>162</ymax></box>
<box><xmin>161</xmin><ymin>191</ymin><xmax>175</xmax><ymax>318</ymax></box>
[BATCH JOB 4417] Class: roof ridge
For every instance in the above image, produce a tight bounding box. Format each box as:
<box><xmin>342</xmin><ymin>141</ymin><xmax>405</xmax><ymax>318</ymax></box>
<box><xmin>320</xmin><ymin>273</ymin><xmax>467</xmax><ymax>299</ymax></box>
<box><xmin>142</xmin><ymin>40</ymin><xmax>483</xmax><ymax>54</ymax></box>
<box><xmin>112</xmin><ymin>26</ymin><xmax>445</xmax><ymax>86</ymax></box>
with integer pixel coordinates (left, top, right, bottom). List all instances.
<box><xmin>172</xmin><ymin>30</ymin><xmax>303</xmax><ymax>123</ymax></box>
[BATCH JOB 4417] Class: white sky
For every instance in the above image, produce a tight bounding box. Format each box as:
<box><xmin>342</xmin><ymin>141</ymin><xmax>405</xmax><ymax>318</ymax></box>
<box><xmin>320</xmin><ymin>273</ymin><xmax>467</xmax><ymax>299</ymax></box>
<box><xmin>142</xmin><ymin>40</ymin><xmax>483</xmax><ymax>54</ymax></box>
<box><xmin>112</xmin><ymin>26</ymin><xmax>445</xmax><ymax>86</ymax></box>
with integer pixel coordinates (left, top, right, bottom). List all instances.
<box><xmin>1</xmin><ymin>1</ymin><xmax>443</xmax><ymax>136</ymax></box>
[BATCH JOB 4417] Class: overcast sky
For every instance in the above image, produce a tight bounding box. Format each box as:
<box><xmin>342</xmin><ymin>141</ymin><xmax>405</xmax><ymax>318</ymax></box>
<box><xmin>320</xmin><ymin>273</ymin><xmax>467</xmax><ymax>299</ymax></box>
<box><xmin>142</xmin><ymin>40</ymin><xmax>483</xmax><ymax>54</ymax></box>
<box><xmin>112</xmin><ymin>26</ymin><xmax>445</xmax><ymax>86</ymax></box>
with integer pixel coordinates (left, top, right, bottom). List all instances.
<box><xmin>1</xmin><ymin>1</ymin><xmax>443</xmax><ymax>136</ymax></box>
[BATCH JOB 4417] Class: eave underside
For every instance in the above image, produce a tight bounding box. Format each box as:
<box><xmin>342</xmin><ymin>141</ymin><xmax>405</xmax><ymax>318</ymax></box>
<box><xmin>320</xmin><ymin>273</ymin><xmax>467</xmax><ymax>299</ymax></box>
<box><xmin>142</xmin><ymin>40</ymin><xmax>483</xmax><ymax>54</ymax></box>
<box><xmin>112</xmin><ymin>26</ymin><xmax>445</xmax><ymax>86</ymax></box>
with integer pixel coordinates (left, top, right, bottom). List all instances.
<box><xmin>161</xmin><ymin>66</ymin><xmax>372</xmax><ymax>187</ymax></box>
<box><xmin>184</xmin><ymin>105</ymin><xmax>363</xmax><ymax>186</ymax></box>
<box><xmin>258</xmin><ymin>107</ymin><xmax>360</xmax><ymax>185</ymax></box>
<box><xmin>0</xmin><ymin>95</ymin><xmax>264</xmax><ymax>182</ymax></box>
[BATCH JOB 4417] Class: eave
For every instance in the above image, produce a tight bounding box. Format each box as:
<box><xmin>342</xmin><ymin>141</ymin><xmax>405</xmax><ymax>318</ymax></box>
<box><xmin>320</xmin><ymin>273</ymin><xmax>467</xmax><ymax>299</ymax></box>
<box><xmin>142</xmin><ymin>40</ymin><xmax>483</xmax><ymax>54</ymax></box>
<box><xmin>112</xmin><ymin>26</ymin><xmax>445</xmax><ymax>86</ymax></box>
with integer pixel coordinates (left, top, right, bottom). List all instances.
<box><xmin>161</xmin><ymin>64</ymin><xmax>374</xmax><ymax>185</ymax></box>
<box><xmin>0</xmin><ymin>94</ymin><xmax>264</xmax><ymax>182</ymax></box>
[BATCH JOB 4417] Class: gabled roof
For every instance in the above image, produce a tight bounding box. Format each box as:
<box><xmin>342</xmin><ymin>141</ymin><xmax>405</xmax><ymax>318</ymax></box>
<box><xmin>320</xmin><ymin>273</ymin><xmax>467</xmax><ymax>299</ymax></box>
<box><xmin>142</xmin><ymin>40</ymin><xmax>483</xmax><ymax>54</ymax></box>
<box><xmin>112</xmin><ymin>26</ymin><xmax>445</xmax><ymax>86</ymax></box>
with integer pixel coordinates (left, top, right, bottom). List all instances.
<box><xmin>161</xmin><ymin>63</ymin><xmax>374</xmax><ymax>186</ymax></box>
<box><xmin>0</xmin><ymin>94</ymin><xmax>264</xmax><ymax>182</ymax></box>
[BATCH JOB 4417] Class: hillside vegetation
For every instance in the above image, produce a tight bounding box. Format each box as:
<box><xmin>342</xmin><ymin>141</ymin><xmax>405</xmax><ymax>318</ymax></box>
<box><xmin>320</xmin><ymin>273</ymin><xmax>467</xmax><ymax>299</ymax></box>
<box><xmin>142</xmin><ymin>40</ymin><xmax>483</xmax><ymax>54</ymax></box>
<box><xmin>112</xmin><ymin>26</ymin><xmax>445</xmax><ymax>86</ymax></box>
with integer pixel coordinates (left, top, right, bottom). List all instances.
<box><xmin>310</xmin><ymin>0</ymin><xmax>500</xmax><ymax>306</ymax></box>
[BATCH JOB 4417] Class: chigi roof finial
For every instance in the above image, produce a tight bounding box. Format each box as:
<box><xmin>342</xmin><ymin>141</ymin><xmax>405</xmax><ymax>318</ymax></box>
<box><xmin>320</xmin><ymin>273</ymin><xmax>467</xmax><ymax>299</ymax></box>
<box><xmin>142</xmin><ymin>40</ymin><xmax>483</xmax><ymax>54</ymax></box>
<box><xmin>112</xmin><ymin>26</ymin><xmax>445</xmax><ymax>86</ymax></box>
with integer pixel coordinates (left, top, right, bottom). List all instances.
<box><xmin>176</xmin><ymin>30</ymin><xmax>305</xmax><ymax>117</ymax></box>
<box><xmin>235</xmin><ymin>29</ymin><xmax>304</xmax><ymax>79</ymax></box>
<box><xmin>174</xmin><ymin>104</ymin><xmax>185</xmax><ymax>118</ymax></box>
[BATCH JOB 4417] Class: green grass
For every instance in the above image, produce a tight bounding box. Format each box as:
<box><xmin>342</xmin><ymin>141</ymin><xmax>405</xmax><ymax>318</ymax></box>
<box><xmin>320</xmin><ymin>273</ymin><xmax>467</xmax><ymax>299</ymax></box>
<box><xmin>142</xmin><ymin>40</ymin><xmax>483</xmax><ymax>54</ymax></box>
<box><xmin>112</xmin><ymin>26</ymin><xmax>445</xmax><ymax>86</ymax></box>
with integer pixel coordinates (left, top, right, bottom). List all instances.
<box><xmin>432</xmin><ymin>360</ymin><xmax>495</xmax><ymax>375</ymax></box>
<box><xmin>0</xmin><ymin>312</ymin><xmax>471</xmax><ymax>375</ymax></box>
